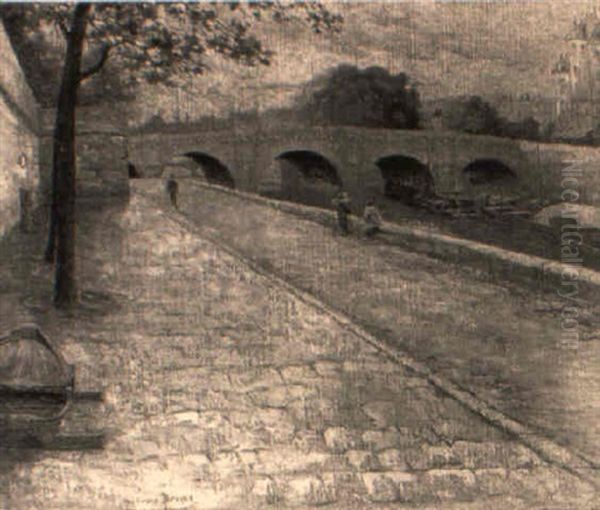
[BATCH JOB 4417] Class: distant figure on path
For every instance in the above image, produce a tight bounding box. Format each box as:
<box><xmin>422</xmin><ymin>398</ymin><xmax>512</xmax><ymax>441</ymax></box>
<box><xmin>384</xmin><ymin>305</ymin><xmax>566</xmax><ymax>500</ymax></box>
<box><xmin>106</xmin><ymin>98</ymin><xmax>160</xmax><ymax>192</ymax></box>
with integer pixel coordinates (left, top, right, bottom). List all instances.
<box><xmin>332</xmin><ymin>187</ymin><xmax>351</xmax><ymax>235</ymax></box>
<box><xmin>363</xmin><ymin>199</ymin><xmax>383</xmax><ymax>238</ymax></box>
<box><xmin>166</xmin><ymin>178</ymin><xmax>179</xmax><ymax>209</ymax></box>
<box><xmin>128</xmin><ymin>162</ymin><xmax>140</xmax><ymax>179</ymax></box>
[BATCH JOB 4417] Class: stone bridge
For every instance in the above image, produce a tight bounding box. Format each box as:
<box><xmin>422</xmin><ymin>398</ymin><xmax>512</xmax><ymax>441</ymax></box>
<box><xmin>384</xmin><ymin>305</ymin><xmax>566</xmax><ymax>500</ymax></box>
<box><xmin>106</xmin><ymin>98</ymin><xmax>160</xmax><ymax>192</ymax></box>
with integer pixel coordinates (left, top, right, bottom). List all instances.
<box><xmin>127</xmin><ymin>125</ymin><xmax>600</xmax><ymax>208</ymax></box>
<box><xmin>38</xmin><ymin>109</ymin><xmax>600</xmax><ymax>208</ymax></box>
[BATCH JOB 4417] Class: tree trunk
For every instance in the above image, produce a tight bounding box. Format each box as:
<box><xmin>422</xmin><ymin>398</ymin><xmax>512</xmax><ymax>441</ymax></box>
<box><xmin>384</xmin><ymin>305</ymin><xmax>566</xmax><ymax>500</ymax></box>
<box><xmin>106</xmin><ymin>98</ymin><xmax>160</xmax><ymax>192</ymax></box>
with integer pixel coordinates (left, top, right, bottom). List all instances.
<box><xmin>53</xmin><ymin>3</ymin><xmax>90</xmax><ymax>308</ymax></box>
<box><xmin>44</xmin><ymin>142</ymin><xmax>59</xmax><ymax>263</ymax></box>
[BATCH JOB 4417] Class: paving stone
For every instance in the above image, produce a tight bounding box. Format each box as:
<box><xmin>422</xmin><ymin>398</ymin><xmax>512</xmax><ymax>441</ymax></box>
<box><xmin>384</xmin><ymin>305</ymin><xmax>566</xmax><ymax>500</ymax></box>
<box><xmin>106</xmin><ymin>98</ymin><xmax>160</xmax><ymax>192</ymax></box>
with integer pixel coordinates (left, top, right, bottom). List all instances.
<box><xmin>422</xmin><ymin>469</ymin><xmax>478</xmax><ymax>501</ymax></box>
<box><xmin>362</xmin><ymin>473</ymin><xmax>400</xmax><ymax>503</ymax></box>
<box><xmin>362</xmin><ymin>472</ymin><xmax>417</xmax><ymax>503</ymax></box>
<box><xmin>134</xmin><ymin>440</ymin><xmax>162</xmax><ymax>461</ymax></box>
<box><xmin>405</xmin><ymin>445</ymin><xmax>463</xmax><ymax>471</ymax></box>
<box><xmin>378</xmin><ymin>448</ymin><xmax>410</xmax><ymax>471</ymax></box>
<box><xmin>292</xmin><ymin>429</ymin><xmax>325</xmax><ymax>453</ymax></box>
<box><xmin>280</xmin><ymin>364</ymin><xmax>319</xmax><ymax>382</ymax></box>
<box><xmin>502</xmin><ymin>443</ymin><xmax>543</xmax><ymax>469</ymax></box>
<box><xmin>289</xmin><ymin>397</ymin><xmax>338</xmax><ymax>427</ymax></box>
<box><xmin>345</xmin><ymin>450</ymin><xmax>382</xmax><ymax>471</ymax></box>
<box><xmin>362</xmin><ymin>400</ymin><xmax>396</xmax><ymax>429</ymax></box>
<box><xmin>323</xmin><ymin>427</ymin><xmax>358</xmax><ymax>453</ymax></box>
<box><xmin>286</xmin><ymin>384</ymin><xmax>319</xmax><ymax>401</ymax></box>
<box><xmin>321</xmin><ymin>471</ymin><xmax>366</xmax><ymax>499</ymax></box>
<box><xmin>230</xmin><ymin>426</ymin><xmax>275</xmax><ymax>452</ymax></box>
<box><xmin>170</xmin><ymin>410</ymin><xmax>200</xmax><ymax>425</ymax></box>
<box><xmin>426</xmin><ymin>445</ymin><xmax>463</xmax><ymax>468</ymax></box>
<box><xmin>474</xmin><ymin>468</ymin><xmax>510</xmax><ymax>497</ymax></box>
<box><xmin>228</xmin><ymin>367</ymin><xmax>284</xmax><ymax>391</ymax></box>
<box><xmin>249</xmin><ymin>385</ymin><xmax>290</xmax><ymax>408</ymax></box>
<box><xmin>263</xmin><ymin>420</ymin><xmax>295</xmax><ymax>445</ymax></box>
<box><xmin>208</xmin><ymin>451</ymin><xmax>246</xmax><ymax>478</ymax></box>
<box><xmin>227</xmin><ymin>409</ymin><xmax>257</xmax><ymax>428</ymax></box>
<box><xmin>504</xmin><ymin>468</ymin><xmax>567</xmax><ymax>501</ymax></box>
<box><xmin>341</xmin><ymin>360</ymin><xmax>371</xmax><ymax>375</ymax></box>
<box><xmin>314</xmin><ymin>360</ymin><xmax>343</xmax><ymax>377</ymax></box>
<box><xmin>249</xmin><ymin>476</ymin><xmax>272</xmax><ymax>499</ymax></box>
<box><xmin>255</xmin><ymin>448</ymin><xmax>331</xmax><ymax>475</ymax></box>
<box><xmin>263</xmin><ymin>478</ymin><xmax>290</xmax><ymax>506</ymax></box>
<box><xmin>286</xmin><ymin>475</ymin><xmax>338</xmax><ymax>506</ymax></box>
<box><xmin>361</xmin><ymin>427</ymin><xmax>419</xmax><ymax>451</ymax></box>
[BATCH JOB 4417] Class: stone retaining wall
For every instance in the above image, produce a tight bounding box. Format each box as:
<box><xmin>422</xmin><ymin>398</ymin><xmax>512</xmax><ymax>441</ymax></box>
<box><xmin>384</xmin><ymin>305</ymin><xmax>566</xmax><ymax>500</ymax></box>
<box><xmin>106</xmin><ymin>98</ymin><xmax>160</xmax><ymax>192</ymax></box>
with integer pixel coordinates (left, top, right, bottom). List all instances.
<box><xmin>0</xmin><ymin>22</ymin><xmax>40</xmax><ymax>238</ymax></box>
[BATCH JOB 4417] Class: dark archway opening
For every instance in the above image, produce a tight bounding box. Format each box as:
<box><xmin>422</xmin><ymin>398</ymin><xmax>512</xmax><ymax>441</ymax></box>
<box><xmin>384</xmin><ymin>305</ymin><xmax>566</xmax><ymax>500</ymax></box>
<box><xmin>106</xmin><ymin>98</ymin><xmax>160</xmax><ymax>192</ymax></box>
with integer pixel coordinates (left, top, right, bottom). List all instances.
<box><xmin>376</xmin><ymin>155</ymin><xmax>434</xmax><ymax>206</ymax></box>
<box><xmin>184</xmin><ymin>152</ymin><xmax>235</xmax><ymax>188</ymax></box>
<box><xmin>275</xmin><ymin>150</ymin><xmax>342</xmax><ymax>208</ymax></box>
<box><xmin>276</xmin><ymin>150</ymin><xmax>342</xmax><ymax>186</ymax></box>
<box><xmin>463</xmin><ymin>159</ymin><xmax>517</xmax><ymax>185</ymax></box>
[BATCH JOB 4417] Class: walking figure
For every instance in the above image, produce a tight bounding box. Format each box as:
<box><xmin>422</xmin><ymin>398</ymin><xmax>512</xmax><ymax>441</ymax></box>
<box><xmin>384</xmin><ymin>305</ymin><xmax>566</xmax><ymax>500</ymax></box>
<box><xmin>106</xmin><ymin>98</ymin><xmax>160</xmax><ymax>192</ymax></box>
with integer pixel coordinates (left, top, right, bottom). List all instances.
<box><xmin>166</xmin><ymin>178</ymin><xmax>179</xmax><ymax>209</ymax></box>
<box><xmin>332</xmin><ymin>187</ymin><xmax>351</xmax><ymax>235</ymax></box>
<box><xmin>128</xmin><ymin>162</ymin><xmax>140</xmax><ymax>179</ymax></box>
<box><xmin>363</xmin><ymin>199</ymin><xmax>383</xmax><ymax>238</ymax></box>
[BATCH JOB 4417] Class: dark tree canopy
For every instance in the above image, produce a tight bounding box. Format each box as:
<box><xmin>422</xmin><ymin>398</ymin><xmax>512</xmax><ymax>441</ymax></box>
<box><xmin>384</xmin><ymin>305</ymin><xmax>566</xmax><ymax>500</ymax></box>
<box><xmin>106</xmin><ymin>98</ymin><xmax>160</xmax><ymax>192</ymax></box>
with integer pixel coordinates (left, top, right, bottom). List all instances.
<box><xmin>2</xmin><ymin>4</ymin><xmax>131</xmax><ymax>106</ymax></box>
<box><xmin>500</xmin><ymin>116</ymin><xmax>540</xmax><ymax>141</ymax></box>
<box><xmin>441</xmin><ymin>95</ymin><xmax>540</xmax><ymax>141</ymax></box>
<box><xmin>303</xmin><ymin>64</ymin><xmax>421</xmax><ymax>129</ymax></box>
<box><xmin>442</xmin><ymin>95</ymin><xmax>503</xmax><ymax>136</ymax></box>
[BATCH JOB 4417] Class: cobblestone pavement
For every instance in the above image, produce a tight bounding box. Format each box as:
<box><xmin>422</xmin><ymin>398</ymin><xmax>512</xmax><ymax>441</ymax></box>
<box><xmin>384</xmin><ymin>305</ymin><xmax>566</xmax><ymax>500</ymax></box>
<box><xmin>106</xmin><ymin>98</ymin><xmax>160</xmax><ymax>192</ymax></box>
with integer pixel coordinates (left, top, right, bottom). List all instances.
<box><xmin>175</xmin><ymin>183</ymin><xmax>600</xmax><ymax>469</ymax></box>
<box><xmin>0</xmin><ymin>191</ymin><xmax>597</xmax><ymax>509</ymax></box>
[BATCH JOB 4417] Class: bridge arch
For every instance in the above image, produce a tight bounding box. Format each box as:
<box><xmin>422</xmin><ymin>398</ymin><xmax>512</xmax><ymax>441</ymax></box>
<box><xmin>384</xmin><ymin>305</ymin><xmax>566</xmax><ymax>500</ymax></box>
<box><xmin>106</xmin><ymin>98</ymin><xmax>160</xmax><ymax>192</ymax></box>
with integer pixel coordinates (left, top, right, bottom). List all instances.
<box><xmin>275</xmin><ymin>150</ymin><xmax>342</xmax><ymax>186</ymax></box>
<box><xmin>183</xmin><ymin>151</ymin><xmax>235</xmax><ymax>188</ymax></box>
<box><xmin>375</xmin><ymin>154</ymin><xmax>434</xmax><ymax>205</ymax></box>
<box><xmin>462</xmin><ymin>158</ymin><xmax>517</xmax><ymax>186</ymax></box>
<box><xmin>272</xmin><ymin>149</ymin><xmax>342</xmax><ymax>208</ymax></box>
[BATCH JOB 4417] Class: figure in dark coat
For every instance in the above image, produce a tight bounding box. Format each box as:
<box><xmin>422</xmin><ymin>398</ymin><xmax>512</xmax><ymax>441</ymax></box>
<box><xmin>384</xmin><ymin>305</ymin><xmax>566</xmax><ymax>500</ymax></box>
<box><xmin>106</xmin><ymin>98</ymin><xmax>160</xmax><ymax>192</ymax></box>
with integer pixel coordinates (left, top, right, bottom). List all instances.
<box><xmin>363</xmin><ymin>200</ymin><xmax>383</xmax><ymax>238</ymax></box>
<box><xmin>332</xmin><ymin>188</ymin><xmax>351</xmax><ymax>235</ymax></box>
<box><xmin>166</xmin><ymin>178</ymin><xmax>179</xmax><ymax>209</ymax></box>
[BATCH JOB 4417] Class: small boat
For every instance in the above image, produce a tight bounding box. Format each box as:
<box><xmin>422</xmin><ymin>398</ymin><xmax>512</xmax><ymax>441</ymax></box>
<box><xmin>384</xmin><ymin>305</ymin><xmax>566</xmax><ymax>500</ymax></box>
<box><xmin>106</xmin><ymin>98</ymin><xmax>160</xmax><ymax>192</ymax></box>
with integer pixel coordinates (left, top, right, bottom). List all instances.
<box><xmin>0</xmin><ymin>325</ymin><xmax>105</xmax><ymax>450</ymax></box>
<box><xmin>0</xmin><ymin>324</ymin><xmax>74</xmax><ymax>424</ymax></box>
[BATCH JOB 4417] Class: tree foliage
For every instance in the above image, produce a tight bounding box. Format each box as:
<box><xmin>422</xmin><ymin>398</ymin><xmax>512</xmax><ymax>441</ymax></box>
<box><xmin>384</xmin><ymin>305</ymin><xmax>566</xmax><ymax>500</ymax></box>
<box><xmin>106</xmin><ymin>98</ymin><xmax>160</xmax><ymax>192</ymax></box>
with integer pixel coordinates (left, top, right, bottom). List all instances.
<box><xmin>1</xmin><ymin>2</ymin><xmax>343</xmax><ymax>103</ymax></box>
<box><xmin>442</xmin><ymin>95</ymin><xmax>540</xmax><ymax>140</ymax></box>
<box><xmin>442</xmin><ymin>95</ymin><xmax>502</xmax><ymax>135</ymax></box>
<box><xmin>500</xmin><ymin>116</ymin><xmax>540</xmax><ymax>140</ymax></box>
<box><xmin>3</xmin><ymin>5</ymin><xmax>127</xmax><ymax>106</ymax></box>
<box><xmin>303</xmin><ymin>64</ymin><xmax>421</xmax><ymax>129</ymax></box>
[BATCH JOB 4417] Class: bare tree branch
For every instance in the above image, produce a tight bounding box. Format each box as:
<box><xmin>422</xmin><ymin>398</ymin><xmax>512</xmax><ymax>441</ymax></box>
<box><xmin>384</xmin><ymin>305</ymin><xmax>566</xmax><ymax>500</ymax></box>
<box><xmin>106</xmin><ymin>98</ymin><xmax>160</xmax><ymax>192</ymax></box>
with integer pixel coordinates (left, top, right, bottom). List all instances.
<box><xmin>56</xmin><ymin>17</ymin><xmax>70</xmax><ymax>38</ymax></box>
<box><xmin>79</xmin><ymin>44</ymin><xmax>111</xmax><ymax>82</ymax></box>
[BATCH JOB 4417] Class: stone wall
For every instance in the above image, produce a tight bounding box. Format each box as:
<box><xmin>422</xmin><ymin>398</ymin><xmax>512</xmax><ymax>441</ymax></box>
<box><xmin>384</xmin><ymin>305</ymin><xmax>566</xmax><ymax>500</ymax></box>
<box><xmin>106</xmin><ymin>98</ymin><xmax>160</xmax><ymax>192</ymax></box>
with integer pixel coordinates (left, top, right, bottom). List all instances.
<box><xmin>40</xmin><ymin>105</ymin><xmax>129</xmax><ymax>198</ymax></box>
<box><xmin>0</xmin><ymin>22</ymin><xmax>40</xmax><ymax>238</ymax></box>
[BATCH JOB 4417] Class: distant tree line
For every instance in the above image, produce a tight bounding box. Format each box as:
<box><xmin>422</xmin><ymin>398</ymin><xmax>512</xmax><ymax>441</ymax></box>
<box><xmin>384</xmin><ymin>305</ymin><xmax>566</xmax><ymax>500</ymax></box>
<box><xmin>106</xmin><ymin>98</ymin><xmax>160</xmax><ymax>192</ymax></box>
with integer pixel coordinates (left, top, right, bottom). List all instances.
<box><xmin>301</xmin><ymin>66</ymin><xmax>545</xmax><ymax>142</ymax></box>
<box><xmin>439</xmin><ymin>95</ymin><xmax>542</xmax><ymax>141</ymax></box>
